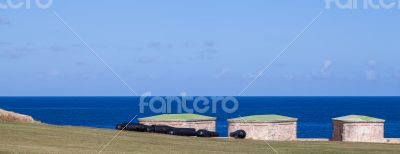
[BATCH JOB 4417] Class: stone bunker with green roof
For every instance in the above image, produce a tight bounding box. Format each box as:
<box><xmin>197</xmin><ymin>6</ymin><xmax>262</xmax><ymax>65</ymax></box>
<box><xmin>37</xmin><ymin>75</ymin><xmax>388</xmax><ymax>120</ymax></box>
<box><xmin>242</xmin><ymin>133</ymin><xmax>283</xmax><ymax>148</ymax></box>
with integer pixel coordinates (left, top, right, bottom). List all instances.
<box><xmin>228</xmin><ymin>114</ymin><xmax>297</xmax><ymax>141</ymax></box>
<box><xmin>139</xmin><ymin>114</ymin><xmax>216</xmax><ymax>131</ymax></box>
<box><xmin>332</xmin><ymin>115</ymin><xmax>385</xmax><ymax>143</ymax></box>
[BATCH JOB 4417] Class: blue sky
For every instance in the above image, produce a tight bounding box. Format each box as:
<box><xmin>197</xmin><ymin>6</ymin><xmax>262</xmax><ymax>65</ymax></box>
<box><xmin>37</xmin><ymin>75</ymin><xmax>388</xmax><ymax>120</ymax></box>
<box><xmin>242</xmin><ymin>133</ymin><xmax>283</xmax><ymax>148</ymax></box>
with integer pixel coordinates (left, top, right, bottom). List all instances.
<box><xmin>1</xmin><ymin>0</ymin><xmax>400</xmax><ymax>96</ymax></box>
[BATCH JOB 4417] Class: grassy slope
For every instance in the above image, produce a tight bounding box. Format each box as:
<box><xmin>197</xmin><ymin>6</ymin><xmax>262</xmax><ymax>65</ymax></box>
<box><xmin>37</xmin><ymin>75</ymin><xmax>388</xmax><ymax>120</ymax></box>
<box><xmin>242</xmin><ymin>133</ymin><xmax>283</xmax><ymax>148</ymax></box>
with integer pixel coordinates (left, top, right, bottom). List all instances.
<box><xmin>1</xmin><ymin>122</ymin><xmax>400</xmax><ymax>154</ymax></box>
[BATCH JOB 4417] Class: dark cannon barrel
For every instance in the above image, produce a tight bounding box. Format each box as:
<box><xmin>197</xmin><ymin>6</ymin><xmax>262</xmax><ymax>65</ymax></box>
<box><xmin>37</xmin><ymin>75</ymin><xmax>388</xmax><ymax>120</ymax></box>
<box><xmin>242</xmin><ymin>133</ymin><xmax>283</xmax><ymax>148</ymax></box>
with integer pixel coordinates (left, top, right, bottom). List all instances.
<box><xmin>117</xmin><ymin>123</ymin><xmax>219</xmax><ymax>138</ymax></box>
<box><xmin>196</xmin><ymin>129</ymin><xmax>219</xmax><ymax>137</ymax></box>
<box><xmin>168</xmin><ymin>128</ymin><xmax>197</xmax><ymax>136</ymax></box>
<box><xmin>115</xmin><ymin>123</ymin><xmax>149</xmax><ymax>132</ymax></box>
<box><xmin>127</xmin><ymin>124</ymin><xmax>149</xmax><ymax>132</ymax></box>
<box><xmin>148</xmin><ymin>125</ymin><xmax>174</xmax><ymax>134</ymax></box>
<box><xmin>229</xmin><ymin>130</ymin><xmax>246</xmax><ymax>139</ymax></box>
<box><xmin>146</xmin><ymin>125</ymin><xmax>155</xmax><ymax>132</ymax></box>
<box><xmin>116</xmin><ymin>123</ymin><xmax>128</xmax><ymax>130</ymax></box>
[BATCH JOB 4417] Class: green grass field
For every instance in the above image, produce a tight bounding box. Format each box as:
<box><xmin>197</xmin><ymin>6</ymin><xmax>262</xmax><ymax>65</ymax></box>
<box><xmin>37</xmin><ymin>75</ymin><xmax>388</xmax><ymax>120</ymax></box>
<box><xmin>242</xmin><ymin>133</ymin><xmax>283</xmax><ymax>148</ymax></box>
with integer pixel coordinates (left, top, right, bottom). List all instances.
<box><xmin>1</xmin><ymin>122</ymin><xmax>400</xmax><ymax>154</ymax></box>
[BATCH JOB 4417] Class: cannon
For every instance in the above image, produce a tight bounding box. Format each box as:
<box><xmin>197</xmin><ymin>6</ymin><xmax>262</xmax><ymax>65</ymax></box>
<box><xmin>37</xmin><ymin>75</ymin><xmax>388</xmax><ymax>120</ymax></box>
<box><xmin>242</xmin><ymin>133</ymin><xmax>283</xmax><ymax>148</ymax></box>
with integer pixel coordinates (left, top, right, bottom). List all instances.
<box><xmin>115</xmin><ymin>123</ymin><xmax>127</xmax><ymax>130</ymax></box>
<box><xmin>147</xmin><ymin>125</ymin><xmax>174</xmax><ymax>134</ymax></box>
<box><xmin>168</xmin><ymin>128</ymin><xmax>197</xmax><ymax>136</ymax></box>
<box><xmin>115</xmin><ymin>123</ymin><xmax>149</xmax><ymax>132</ymax></box>
<box><xmin>196</xmin><ymin>129</ymin><xmax>219</xmax><ymax>137</ymax></box>
<box><xmin>229</xmin><ymin>130</ymin><xmax>246</xmax><ymax>139</ymax></box>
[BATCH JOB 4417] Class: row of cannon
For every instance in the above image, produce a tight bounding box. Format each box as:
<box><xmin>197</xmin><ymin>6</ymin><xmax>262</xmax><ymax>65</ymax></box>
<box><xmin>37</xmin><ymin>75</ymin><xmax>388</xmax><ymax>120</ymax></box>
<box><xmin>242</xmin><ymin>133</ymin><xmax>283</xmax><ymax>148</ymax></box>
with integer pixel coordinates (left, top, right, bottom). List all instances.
<box><xmin>116</xmin><ymin>123</ymin><xmax>220</xmax><ymax>137</ymax></box>
<box><xmin>116</xmin><ymin>122</ymin><xmax>248</xmax><ymax>139</ymax></box>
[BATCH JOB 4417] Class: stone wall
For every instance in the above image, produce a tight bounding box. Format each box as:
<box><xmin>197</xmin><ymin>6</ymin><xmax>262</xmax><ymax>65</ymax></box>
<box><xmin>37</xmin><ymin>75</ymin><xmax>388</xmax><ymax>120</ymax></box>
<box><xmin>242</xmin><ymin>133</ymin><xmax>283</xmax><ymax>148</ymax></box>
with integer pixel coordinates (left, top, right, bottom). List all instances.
<box><xmin>385</xmin><ymin>138</ymin><xmax>400</xmax><ymax>144</ymax></box>
<box><xmin>332</xmin><ymin>120</ymin><xmax>384</xmax><ymax>143</ymax></box>
<box><xmin>139</xmin><ymin>120</ymin><xmax>216</xmax><ymax>131</ymax></box>
<box><xmin>228</xmin><ymin>121</ymin><xmax>297</xmax><ymax>141</ymax></box>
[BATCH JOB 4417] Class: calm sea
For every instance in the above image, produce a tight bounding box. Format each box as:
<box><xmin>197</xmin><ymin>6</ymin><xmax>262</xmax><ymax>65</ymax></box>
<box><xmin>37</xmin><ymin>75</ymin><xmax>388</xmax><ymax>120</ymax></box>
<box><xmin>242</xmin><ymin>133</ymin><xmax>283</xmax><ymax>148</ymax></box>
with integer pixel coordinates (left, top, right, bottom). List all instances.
<box><xmin>1</xmin><ymin>97</ymin><xmax>400</xmax><ymax>138</ymax></box>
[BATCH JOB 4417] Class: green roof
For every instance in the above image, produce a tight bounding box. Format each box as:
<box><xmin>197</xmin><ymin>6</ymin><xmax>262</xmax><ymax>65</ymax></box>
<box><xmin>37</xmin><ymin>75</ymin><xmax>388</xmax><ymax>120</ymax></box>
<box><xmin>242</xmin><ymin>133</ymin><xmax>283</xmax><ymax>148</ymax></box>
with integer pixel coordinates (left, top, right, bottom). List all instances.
<box><xmin>333</xmin><ymin>115</ymin><xmax>385</xmax><ymax>122</ymax></box>
<box><xmin>228</xmin><ymin>114</ymin><xmax>297</xmax><ymax>122</ymax></box>
<box><xmin>139</xmin><ymin>114</ymin><xmax>215</xmax><ymax>121</ymax></box>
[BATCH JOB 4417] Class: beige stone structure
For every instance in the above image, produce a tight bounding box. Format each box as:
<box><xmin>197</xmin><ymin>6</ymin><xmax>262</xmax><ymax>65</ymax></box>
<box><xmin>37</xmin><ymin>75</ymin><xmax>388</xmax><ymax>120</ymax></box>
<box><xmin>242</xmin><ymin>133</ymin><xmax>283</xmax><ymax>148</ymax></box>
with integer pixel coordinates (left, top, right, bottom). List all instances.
<box><xmin>138</xmin><ymin>114</ymin><xmax>216</xmax><ymax>131</ymax></box>
<box><xmin>331</xmin><ymin>115</ymin><xmax>385</xmax><ymax>143</ymax></box>
<box><xmin>228</xmin><ymin>115</ymin><xmax>297</xmax><ymax>141</ymax></box>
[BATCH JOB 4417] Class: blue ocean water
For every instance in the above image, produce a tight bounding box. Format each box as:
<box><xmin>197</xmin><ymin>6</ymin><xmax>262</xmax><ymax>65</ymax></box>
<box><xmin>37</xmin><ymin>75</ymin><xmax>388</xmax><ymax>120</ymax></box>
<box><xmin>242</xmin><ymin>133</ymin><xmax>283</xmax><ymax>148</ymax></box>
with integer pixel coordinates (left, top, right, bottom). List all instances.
<box><xmin>1</xmin><ymin>97</ymin><xmax>400</xmax><ymax>138</ymax></box>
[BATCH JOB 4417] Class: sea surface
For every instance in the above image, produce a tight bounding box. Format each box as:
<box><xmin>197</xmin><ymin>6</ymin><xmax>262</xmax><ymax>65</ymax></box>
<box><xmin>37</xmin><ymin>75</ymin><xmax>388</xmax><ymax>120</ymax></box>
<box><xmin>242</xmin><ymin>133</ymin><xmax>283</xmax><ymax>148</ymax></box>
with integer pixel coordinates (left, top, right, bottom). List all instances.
<box><xmin>1</xmin><ymin>97</ymin><xmax>400</xmax><ymax>138</ymax></box>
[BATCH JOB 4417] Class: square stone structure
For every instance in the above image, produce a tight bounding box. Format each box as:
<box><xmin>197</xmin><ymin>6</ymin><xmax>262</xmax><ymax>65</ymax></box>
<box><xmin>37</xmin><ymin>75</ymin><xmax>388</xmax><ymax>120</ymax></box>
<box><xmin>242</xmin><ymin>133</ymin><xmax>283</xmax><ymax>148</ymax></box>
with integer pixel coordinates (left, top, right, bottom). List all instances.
<box><xmin>139</xmin><ymin>114</ymin><xmax>216</xmax><ymax>131</ymax></box>
<box><xmin>228</xmin><ymin>115</ymin><xmax>297</xmax><ymax>141</ymax></box>
<box><xmin>332</xmin><ymin>115</ymin><xmax>385</xmax><ymax>143</ymax></box>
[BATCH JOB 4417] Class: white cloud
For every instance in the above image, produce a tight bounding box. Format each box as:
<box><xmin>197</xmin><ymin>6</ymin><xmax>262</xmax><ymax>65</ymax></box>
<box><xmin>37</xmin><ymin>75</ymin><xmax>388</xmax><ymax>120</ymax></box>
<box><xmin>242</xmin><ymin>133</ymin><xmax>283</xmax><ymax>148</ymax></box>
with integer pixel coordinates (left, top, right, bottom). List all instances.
<box><xmin>310</xmin><ymin>59</ymin><xmax>333</xmax><ymax>79</ymax></box>
<box><xmin>180</xmin><ymin>91</ymin><xmax>187</xmax><ymax>96</ymax></box>
<box><xmin>48</xmin><ymin>70</ymin><xmax>61</xmax><ymax>76</ymax></box>
<box><xmin>365</xmin><ymin>70</ymin><xmax>377</xmax><ymax>80</ymax></box>
<box><xmin>321</xmin><ymin>59</ymin><xmax>333</xmax><ymax>77</ymax></box>
<box><xmin>215</xmin><ymin>68</ymin><xmax>231</xmax><ymax>79</ymax></box>
<box><xmin>243</xmin><ymin>70</ymin><xmax>263</xmax><ymax>79</ymax></box>
<box><xmin>0</xmin><ymin>44</ymin><xmax>36</xmax><ymax>59</ymax></box>
<box><xmin>204</xmin><ymin>40</ymin><xmax>216</xmax><ymax>48</ymax></box>
<box><xmin>323</xmin><ymin>60</ymin><xmax>333</xmax><ymax>69</ymax></box>
<box><xmin>147</xmin><ymin>42</ymin><xmax>161</xmax><ymax>50</ymax></box>
<box><xmin>135</xmin><ymin>57</ymin><xmax>153</xmax><ymax>64</ymax></box>
<box><xmin>141</xmin><ymin>92</ymin><xmax>152</xmax><ymax>97</ymax></box>
<box><xmin>80</xmin><ymin>74</ymin><xmax>90</xmax><ymax>79</ymax></box>
<box><xmin>368</xmin><ymin>60</ymin><xmax>377</xmax><ymax>67</ymax></box>
<box><xmin>193</xmin><ymin>49</ymin><xmax>219</xmax><ymax>60</ymax></box>
<box><xmin>48</xmin><ymin>45</ymin><xmax>69</xmax><ymax>52</ymax></box>
<box><xmin>365</xmin><ymin>60</ymin><xmax>377</xmax><ymax>80</ymax></box>
<box><xmin>148</xmin><ymin>74</ymin><xmax>157</xmax><ymax>79</ymax></box>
